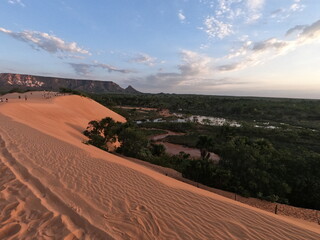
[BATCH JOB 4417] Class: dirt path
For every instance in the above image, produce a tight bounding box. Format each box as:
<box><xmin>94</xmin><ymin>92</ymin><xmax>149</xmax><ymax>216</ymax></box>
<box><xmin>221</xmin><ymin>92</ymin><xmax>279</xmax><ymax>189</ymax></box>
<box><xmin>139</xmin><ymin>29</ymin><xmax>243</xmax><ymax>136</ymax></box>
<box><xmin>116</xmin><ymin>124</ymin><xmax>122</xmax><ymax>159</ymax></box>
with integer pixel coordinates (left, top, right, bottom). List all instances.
<box><xmin>150</xmin><ymin>130</ymin><xmax>185</xmax><ymax>141</ymax></box>
<box><xmin>150</xmin><ymin>129</ymin><xmax>220</xmax><ymax>161</ymax></box>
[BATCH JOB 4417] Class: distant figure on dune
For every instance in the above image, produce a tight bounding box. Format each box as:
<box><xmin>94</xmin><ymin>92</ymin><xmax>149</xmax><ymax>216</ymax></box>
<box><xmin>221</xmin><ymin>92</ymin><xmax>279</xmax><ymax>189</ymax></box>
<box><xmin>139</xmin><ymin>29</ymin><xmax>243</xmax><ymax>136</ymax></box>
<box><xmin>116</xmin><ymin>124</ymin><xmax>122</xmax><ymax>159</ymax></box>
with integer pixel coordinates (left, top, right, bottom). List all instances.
<box><xmin>5</xmin><ymin>98</ymin><xmax>8</xmax><ymax>102</ymax></box>
<box><xmin>18</xmin><ymin>95</ymin><xmax>21</xmax><ymax>99</ymax></box>
<box><xmin>25</xmin><ymin>95</ymin><xmax>27</xmax><ymax>101</ymax></box>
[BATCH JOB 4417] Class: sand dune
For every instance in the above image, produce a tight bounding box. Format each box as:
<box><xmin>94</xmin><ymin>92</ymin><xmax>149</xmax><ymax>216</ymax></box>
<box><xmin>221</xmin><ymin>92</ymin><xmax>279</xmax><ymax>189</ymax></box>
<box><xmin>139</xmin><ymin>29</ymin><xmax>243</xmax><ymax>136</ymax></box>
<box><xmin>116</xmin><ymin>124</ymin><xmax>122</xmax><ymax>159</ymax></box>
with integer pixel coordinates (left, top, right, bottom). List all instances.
<box><xmin>0</xmin><ymin>92</ymin><xmax>319</xmax><ymax>239</ymax></box>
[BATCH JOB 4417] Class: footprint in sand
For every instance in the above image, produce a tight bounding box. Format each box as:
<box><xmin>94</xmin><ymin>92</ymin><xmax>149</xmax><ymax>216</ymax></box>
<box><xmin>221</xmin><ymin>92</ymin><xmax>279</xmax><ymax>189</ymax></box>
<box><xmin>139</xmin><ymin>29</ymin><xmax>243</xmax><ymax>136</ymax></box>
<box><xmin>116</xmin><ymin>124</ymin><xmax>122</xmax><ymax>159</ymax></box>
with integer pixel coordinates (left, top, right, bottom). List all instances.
<box><xmin>67</xmin><ymin>203</ymin><xmax>81</xmax><ymax>214</ymax></box>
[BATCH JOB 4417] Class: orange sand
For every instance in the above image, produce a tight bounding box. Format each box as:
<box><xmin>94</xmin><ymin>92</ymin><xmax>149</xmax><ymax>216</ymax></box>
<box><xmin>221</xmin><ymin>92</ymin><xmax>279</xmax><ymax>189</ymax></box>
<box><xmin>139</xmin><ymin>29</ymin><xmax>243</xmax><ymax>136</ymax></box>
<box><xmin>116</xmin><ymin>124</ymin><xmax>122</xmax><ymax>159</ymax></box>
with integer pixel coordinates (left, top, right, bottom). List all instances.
<box><xmin>0</xmin><ymin>92</ymin><xmax>319</xmax><ymax>239</ymax></box>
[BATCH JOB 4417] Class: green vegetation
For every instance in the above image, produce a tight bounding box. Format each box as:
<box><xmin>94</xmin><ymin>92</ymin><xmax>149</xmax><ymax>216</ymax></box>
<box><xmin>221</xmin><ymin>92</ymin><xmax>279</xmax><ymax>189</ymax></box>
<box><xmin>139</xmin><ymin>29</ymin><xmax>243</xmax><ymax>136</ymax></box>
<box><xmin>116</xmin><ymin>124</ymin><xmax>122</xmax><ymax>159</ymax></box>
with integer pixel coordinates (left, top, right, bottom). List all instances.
<box><xmin>196</xmin><ymin>135</ymin><xmax>214</xmax><ymax>161</ymax></box>
<box><xmin>59</xmin><ymin>87</ymin><xmax>88</xmax><ymax>97</ymax></box>
<box><xmin>157</xmin><ymin>123</ymin><xmax>320</xmax><ymax>209</ymax></box>
<box><xmin>85</xmin><ymin>93</ymin><xmax>320</xmax><ymax>210</ymax></box>
<box><xmin>109</xmin><ymin>107</ymin><xmax>162</xmax><ymax>122</ymax></box>
<box><xmin>141</xmin><ymin>122</ymin><xmax>196</xmax><ymax>133</ymax></box>
<box><xmin>139</xmin><ymin>128</ymin><xmax>167</xmax><ymax>137</ymax></box>
<box><xmin>83</xmin><ymin>118</ymin><xmax>192</xmax><ymax>173</ymax></box>
<box><xmin>185</xmin><ymin>137</ymin><xmax>291</xmax><ymax>203</ymax></box>
<box><xmin>0</xmin><ymin>88</ymin><xmax>32</xmax><ymax>95</ymax></box>
<box><xmin>83</xmin><ymin>117</ymin><xmax>122</xmax><ymax>151</ymax></box>
<box><xmin>90</xmin><ymin>93</ymin><xmax>320</xmax><ymax>130</ymax></box>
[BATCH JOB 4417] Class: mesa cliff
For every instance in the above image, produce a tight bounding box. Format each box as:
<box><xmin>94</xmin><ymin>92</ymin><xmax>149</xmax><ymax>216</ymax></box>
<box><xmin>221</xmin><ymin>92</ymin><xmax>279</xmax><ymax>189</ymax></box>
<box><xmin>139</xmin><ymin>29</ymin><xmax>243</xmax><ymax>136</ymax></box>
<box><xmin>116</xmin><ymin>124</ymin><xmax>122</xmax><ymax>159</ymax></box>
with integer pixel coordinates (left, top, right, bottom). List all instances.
<box><xmin>0</xmin><ymin>73</ymin><xmax>140</xmax><ymax>94</ymax></box>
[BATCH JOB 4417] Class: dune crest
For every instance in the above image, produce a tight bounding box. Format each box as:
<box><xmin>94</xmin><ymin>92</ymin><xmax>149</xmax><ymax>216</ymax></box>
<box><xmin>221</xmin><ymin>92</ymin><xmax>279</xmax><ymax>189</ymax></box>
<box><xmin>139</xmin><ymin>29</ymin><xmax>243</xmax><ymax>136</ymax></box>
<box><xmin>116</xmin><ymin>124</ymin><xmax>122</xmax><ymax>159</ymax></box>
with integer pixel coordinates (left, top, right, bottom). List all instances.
<box><xmin>0</xmin><ymin>92</ymin><xmax>319</xmax><ymax>239</ymax></box>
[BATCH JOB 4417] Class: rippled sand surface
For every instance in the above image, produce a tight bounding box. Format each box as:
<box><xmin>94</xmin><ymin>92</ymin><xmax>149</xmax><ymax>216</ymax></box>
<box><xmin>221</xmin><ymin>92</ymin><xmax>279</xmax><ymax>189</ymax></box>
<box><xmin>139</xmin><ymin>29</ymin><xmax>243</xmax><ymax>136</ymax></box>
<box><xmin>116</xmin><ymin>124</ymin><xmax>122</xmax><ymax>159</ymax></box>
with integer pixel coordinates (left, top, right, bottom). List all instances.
<box><xmin>0</xmin><ymin>92</ymin><xmax>319</xmax><ymax>239</ymax></box>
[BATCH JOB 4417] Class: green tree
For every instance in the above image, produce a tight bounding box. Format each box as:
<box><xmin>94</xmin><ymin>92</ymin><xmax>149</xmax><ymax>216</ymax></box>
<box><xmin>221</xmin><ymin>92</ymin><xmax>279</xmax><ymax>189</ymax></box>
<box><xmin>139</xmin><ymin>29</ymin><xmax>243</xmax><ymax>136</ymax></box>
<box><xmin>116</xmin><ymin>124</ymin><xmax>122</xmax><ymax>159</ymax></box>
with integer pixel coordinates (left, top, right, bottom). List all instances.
<box><xmin>196</xmin><ymin>135</ymin><xmax>214</xmax><ymax>161</ymax></box>
<box><xmin>150</xmin><ymin>143</ymin><xmax>166</xmax><ymax>156</ymax></box>
<box><xmin>83</xmin><ymin>117</ymin><xmax>121</xmax><ymax>151</ymax></box>
<box><xmin>117</xmin><ymin>127</ymin><xmax>150</xmax><ymax>158</ymax></box>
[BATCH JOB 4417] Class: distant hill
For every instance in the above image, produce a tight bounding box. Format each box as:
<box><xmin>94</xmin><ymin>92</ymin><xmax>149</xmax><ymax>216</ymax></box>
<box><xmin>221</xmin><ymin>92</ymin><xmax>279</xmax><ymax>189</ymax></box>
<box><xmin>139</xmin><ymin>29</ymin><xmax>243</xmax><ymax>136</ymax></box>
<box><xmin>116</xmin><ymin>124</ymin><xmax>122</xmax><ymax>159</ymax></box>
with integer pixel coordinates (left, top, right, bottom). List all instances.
<box><xmin>0</xmin><ymin>73</ymin><xmax>140</xmax><ymax>94</ymax></box>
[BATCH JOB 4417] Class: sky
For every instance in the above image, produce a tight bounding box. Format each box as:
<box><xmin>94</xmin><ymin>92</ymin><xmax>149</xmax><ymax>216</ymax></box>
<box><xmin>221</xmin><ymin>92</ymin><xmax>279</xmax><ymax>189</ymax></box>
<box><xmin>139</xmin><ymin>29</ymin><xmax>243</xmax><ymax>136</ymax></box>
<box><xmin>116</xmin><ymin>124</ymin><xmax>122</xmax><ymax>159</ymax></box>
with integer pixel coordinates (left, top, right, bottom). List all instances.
<box><xmin>0</xmin><ymin>0</ymin><xmax>320</xmax><ymax>98</ymax></box>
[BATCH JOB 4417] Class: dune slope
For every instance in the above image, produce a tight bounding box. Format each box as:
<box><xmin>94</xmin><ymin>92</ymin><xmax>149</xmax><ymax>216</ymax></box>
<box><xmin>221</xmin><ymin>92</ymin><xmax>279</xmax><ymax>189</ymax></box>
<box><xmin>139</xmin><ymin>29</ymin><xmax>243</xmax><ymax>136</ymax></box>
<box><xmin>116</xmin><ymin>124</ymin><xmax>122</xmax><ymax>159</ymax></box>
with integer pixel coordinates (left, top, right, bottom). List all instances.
<box><xmin>0</xmin><ymin>93</ymin><xmax>319</xmax><ymax>240</ymax></box>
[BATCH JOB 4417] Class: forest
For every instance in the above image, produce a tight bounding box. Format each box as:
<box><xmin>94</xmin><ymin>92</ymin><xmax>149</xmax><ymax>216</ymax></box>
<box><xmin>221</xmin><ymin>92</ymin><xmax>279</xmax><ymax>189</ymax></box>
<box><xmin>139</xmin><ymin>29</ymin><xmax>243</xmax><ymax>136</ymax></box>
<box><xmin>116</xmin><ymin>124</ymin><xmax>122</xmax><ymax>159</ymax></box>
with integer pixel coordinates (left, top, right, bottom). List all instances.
<box><xmin>84</xmin><ymin>93</ymin><xmax>320</xmax><ymax>210</ymax></box>
<box><xmin>90</xmin><ymin>93</ymin><xmax>320</xmax><ymax>130</ymax></box>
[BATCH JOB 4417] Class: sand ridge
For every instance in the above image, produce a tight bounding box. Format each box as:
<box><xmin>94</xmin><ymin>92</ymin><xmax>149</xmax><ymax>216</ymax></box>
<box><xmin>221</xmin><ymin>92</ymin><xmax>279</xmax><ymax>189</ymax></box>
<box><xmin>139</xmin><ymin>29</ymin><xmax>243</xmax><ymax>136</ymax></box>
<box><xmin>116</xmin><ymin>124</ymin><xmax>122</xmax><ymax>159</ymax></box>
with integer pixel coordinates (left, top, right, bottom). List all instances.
<box><xmin>0</xmin><ymin>92</ymin><xmax>319</xmax><ymax>239</ymax></box>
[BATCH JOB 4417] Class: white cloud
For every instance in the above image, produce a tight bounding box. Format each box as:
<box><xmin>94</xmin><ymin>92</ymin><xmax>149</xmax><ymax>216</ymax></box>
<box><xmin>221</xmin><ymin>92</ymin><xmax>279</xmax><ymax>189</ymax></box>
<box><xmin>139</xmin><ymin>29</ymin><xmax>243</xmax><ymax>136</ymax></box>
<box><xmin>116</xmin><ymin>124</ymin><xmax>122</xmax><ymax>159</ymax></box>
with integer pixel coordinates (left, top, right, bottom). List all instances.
<box><xmin>96</xmin><ymin>63</ymin><xmax>133</xmax><ymax>74</ymax></box>
<box><xmin>246</xmin><ymin>0</ymin><xmax>264</xmax><ymax>11</ymax></box>
<box><xmin>178</xmin><ymin>50</ymin><xmax>213</xmax><ymax>76</ymax></box>
<box><xmin>298</xmin><ymin>19</ymin><xmax>320</xmax><ymax>42</ymax></box>
<box><xmin>252</xmin><ymin>38</ymin><xmax>289</xmax><ymax>52</ymax></box>
<box><xmin>203</xmin><ymin>0</ymin><xmax>265</xmax><ymax>24</ymax></box>
<box><xmin>290</xmin><ymin>0</ymin><xmax>305</xmax><ymax>12</ymax></box>
<box><xmin>201</xmin><ymin>16</ymin><xmax>233</xmax><ymax>39</ymax></box>
<box><xmin>8</xmin><ymin>0</ymin><xmax>25</xmax><ymax>7</ymax></box>
<box><xmin>227</xmin><ymin>40</ymin><xmax>252</xmax><ymax>59</ymax></box>
<box><xmin>200</xmin><ymin>43</ymin><xmax>210</xmax><ymax>49</ymax></box>
<box><xmin>0</xmin><ymin>27</ymin><xmax>90</xmax><ymax>57</ymax></box>
<box><xmin>199</xmin><ymin>0</ymin><xmax>266</xmax><ymax>39</ymax></box>
<box><xmin>217</xmin><ymin>19</ymin><xmax>320</xmax><ymax>72</ymax></box>
<box><xmin>218</xmin><ymin>38</ymin><xmax>292</xmax><ymax>71</ymax></box>
<box><xmin>127</xmin><ymin>49</ymin><xmax>242</xmax><ymax>91</ymax></box>
<box><xmin>68</xmin><ymin>63</ymin><xmax>92</xmax><ymax>75</ymax></box>
<box><xmin>246</xmin><ymin>0</ymin><xmax>265</xmax><ymax>23</ymax></box>
<box><xmin>58</xmin><ymin>54</ymin><xmax>86</xmax><ymax>60</ymax></box>
<box><xmin>68</xmin><ymin>62</ymin><xmax>133</xmax><ymax>76</ymax></box>
<box><xmin>128</xmin><ymin>53</ymin><xmax>157</xmax><ymax>66</ymax></box>
<box><xmin>178</xmin><ymin>10</ymin><xmax>186</xmax><ymax>23</ymax></box>
<box><xmin>270</xmin><ymin>0</ymin><xmax>305</xmax><ymax>22</ymax></box>
<box><xmin>285</xmin><ymin>25</ymin><xmax>307</xmax><ymax>36</ymax></box>
<box><xmin>270</xmin><ymin>8</ymin><xmax>283</xmax><ymax>18</ymax></box>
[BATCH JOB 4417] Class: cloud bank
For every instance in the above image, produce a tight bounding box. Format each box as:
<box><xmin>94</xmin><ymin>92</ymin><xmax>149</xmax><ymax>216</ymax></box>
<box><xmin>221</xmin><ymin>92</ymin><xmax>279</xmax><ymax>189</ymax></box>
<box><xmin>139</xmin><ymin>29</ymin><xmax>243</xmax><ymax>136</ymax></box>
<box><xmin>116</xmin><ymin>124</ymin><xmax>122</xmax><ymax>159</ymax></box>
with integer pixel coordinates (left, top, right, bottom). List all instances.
<box><xmin>0</xmin><ymin>27</ymin><xmax>90</xmax><ymax>57</ymax></box>
<box><xmin>130</xmin><ymin>18</ymin><xmax>320</xmax><ymax>92</ymax></box>
<box><xmin>128</xmin><ymin>53</ymin><xmax>157</xmax><ymax>66</ymax></box>
<box><xmin>270</xmin><ymin>0</ymin><xmax>305</xmax><ymax>21</ymax></box>
<box><xmin>68</xmin><ymin>62</ymin><xmax>133</xmax><ymax>75</ymax></box>
<box><xmin>128</xmin><ymin>49</ymin><xmax>243</xmax><ymax>91</ymax></box>
<box><xmin>218</xmin><ymin>19</ymin><xmax>320</xmax><ymax>72</ymax></box>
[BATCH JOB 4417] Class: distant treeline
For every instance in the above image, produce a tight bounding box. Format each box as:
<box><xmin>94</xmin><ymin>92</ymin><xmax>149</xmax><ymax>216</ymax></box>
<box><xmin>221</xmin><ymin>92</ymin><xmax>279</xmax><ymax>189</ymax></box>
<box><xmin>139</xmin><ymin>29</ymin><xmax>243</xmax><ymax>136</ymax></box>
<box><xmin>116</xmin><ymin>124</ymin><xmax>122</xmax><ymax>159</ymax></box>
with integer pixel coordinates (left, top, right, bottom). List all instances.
<box><xmin>0</xmin><ymin>88</ymin><xmax>33</xmax><ymax>95</ymax></box>
<box><xmin>90</xmin><ymin>93</ymin><xmax>320</xmax><ymax>130</ymax></box>
<box><xmin>1</xmin><ymin>87</ymin><xmax>88</xmax><ymax>96</ymax></box>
